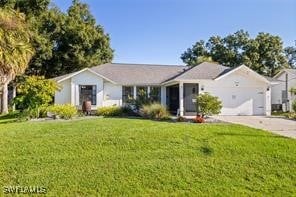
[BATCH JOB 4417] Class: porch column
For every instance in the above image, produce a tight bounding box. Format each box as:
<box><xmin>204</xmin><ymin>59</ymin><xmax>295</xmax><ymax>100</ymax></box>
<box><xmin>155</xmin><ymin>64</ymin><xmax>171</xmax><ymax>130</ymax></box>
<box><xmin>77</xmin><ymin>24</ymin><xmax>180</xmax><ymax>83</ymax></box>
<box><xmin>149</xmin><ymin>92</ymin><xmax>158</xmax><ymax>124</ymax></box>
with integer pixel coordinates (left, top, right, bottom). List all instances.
<box><xmin>161</xmin><ymin>86</ymin><xmax>166</xmax><ymax>106</ymax></box>
<box><xmin>133</xmin><ymin>86</ymin><xmax>137</xmax><ymax>99</ymax></box>
<box><xmin>265</xmin><ymin>86</ymin><xmax>271</xmax><ymax>116</ymax></box>
<box><xmin>70</xmin><ymin>80</ymin><xmax>75</xmax><ymax>105</ymax></box>
<box><xmin>179</xmin><ymin>82</ymin><xmax>184</xmax><ymax>116</ymax></box>
<box><xmin>147</xmin><ymin>86</ymin><xmax>151</xmax><ymax>97</ymax></box>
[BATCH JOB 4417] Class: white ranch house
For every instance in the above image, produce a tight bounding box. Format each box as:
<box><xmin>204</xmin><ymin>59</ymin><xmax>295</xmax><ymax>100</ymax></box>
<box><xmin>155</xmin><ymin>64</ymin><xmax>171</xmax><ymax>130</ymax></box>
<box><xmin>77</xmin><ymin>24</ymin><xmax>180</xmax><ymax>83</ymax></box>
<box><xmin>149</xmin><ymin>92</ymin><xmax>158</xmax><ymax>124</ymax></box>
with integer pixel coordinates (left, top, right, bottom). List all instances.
<box><xmin>53</xmin><ymin>62</ymin><xmax>273</xmax><ymax>116</ymax></box>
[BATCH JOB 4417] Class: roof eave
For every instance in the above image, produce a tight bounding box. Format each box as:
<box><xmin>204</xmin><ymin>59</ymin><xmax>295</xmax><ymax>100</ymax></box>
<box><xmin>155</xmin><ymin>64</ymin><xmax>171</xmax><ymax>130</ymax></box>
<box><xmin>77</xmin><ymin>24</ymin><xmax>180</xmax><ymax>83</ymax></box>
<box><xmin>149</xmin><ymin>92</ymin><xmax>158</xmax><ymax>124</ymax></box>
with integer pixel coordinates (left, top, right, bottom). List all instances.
<box><xmin>57</xmin><ymin>68</ymin><xmax>117</xmax><ymax>84</ymax></box>
<box><xmin>214</xmin><ymin>65</ymin><xmax>270</xmax><ymax>84</ymax></box>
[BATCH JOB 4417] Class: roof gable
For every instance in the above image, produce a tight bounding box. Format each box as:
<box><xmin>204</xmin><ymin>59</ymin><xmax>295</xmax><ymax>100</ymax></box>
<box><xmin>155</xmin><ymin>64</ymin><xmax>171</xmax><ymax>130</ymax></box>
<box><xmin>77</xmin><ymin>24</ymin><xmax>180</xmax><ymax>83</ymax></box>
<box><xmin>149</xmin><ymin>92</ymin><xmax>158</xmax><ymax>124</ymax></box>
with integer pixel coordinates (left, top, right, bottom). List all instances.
<box><xmin>54</xmin><ymin>68</ymin><xmax>116</xmax><ymax>84</ymax></box>
<box><xmin>215</xmin><ymin>65</ymin><xmax>270</xmax><ymax>84</ymax></box>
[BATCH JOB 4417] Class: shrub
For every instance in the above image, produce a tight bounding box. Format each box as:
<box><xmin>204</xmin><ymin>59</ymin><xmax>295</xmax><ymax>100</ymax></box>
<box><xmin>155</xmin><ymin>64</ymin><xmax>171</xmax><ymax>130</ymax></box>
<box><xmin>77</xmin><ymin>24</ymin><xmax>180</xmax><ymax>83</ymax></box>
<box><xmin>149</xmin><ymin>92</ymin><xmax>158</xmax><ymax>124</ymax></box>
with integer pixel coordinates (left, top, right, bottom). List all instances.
<box><xmin>196</xmin><ymin>93</ymin><xmax>222</xmax><ymax>117</ymax></box>
<box><xmin>140</xmin><ymin>103</ymin><xmax>170</xmax><ymax>120</ymax></box>
<box><xmin>121</xmin><ymin>105</ymin><xmax>139</xmax><ymax>116</ymax></box>
<box><xmin>97</xmin><ymin>106</ymin><xmax>122</xmax><ymax>117</ymax></box>
<box><xmin>285</xmin><ymin>112</ymin><xmax>296</xmax><ymax>120</ymax></box>
<box><xmin>47</xmin><ymin>104</ymin><xmax>77</xmax><ymax>119</ymax></box>
<box><xmin>14</xmin><ymin>76</ymin><xmax>60</xmax><ymax>111</ymax></box>
<box><xmin>292</xmin><ymin>100</ymin><xmax>296</xmax><ymax>112</ymax></box>
<box><xmin>16</xmin><ymin>105</ymin><xmax>49</xmax><ymax>120</ymax></box>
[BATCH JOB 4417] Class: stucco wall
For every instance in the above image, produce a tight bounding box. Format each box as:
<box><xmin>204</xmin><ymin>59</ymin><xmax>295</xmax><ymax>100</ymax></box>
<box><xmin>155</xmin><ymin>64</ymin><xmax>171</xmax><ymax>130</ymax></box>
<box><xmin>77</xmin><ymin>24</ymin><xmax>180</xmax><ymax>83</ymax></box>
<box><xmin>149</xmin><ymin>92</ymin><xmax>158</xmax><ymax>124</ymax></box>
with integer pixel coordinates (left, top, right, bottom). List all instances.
<box><xmin>198</xmin><ymin>69</ymin><xmax>269</xmax><ymax>115</ymax></box>
<box><xmin>55</xmin><ymin>79</ymin><xmax>71</xmax><ymax>104</ymax></box>
<box><xmin>71</xmin><ymin>71</ymin><xmax>104</xmax><ymax>109</ymax></box>
<box><xmin>55</xmin><ymin>70</ymin><xmax>104</xmax><ymax>110</ymax></box>
<box><xmin>103</xmin><ymin>82</ymin><xmax>122</xmax><ymax>106</ymax></box>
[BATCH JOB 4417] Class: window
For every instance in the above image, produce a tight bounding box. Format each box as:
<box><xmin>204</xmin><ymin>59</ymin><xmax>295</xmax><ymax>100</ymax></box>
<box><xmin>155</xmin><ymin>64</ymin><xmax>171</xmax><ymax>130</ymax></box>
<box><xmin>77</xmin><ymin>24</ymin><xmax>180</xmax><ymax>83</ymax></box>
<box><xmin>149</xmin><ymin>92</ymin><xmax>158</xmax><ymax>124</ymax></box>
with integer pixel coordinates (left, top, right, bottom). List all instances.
<box><xmin>79</xmin><ymin>85</ymin><xmax>96</xmax><ymax>105</ymax></box>
<box><xmin>150</xmin><ymin>86</ymin><xmax>161</xmax><ymax>102</ymax></box>
<box><xmin>137</xmin><ymin>86</ymin><xmax>148</xmax><ymax>99</ymax></box>
<box><xmin>122</xmin><ymin>86</ymin><xmax>134</xmax><ymax>103</ymax></box>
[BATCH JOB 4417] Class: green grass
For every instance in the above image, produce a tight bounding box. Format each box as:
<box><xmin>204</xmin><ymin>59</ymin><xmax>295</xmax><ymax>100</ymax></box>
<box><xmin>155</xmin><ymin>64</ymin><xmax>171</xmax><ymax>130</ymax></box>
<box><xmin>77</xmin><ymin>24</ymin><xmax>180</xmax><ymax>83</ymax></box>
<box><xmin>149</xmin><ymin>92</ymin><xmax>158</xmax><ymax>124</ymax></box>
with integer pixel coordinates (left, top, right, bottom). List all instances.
<box><xmin>0</xmin><ymin>117</ymin><xmax>296</xmax><ymax>196</ymax></box>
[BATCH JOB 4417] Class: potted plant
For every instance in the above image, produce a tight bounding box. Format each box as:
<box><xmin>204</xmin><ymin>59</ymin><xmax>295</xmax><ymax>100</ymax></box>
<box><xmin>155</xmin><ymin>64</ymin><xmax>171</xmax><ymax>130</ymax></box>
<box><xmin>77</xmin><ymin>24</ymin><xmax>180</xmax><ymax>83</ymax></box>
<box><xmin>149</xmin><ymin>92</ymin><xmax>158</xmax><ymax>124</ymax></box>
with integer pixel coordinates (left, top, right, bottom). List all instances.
<box><xmin>195</xmin><ymin>92</ymin><xmax>222</xmax><ymax>123</ymax></box>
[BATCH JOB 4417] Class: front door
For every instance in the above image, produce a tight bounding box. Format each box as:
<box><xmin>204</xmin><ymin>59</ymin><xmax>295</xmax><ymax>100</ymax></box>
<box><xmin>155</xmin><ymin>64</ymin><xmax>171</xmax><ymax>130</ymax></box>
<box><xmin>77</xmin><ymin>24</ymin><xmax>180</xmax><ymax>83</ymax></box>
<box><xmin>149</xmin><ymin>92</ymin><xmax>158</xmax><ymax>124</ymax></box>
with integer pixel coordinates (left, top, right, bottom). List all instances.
<box><xmin>184</xmin><ymin>83</ymin><xmax>199</xmax><ymax>114</ymax></box>
<box><xmin>167</xmin><ymin>85</ymin><xmax>179</xmax><ymax>114</ymax></box>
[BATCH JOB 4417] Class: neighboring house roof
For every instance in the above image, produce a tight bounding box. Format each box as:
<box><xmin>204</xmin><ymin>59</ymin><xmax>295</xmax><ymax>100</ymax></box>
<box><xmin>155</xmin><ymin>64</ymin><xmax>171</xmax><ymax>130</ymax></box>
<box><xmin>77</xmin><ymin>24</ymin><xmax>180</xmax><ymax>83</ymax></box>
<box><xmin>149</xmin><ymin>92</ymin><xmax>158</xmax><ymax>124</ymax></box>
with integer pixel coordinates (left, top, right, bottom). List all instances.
<box><xmin>273</xmin><ymin>68</ymin><xmax>296</xmax><ymax>78</ymax></box>
<box><xmin>171</xmin><ymin>62</ymin><xmax>232</xmax><ymax>81</ymax></box>
<box><xmin>285</xmin><ymin>69</ymin><xmax>296</xmax><ymax>75</ymax></box>
<box><xmin>90</xmin><ymin>63</ymin><xmax>186</xmax><ymax>85</ymax></box>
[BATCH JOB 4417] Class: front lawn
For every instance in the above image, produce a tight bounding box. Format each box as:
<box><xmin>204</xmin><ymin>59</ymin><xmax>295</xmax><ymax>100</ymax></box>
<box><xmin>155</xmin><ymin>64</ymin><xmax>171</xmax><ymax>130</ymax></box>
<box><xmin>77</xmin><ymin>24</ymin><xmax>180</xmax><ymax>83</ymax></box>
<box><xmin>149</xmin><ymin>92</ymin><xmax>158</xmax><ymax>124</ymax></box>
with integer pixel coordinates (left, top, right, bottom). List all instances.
<box><xmin>0</xmin><ymin>118</ymin><xmax>295</xmax><ymax>195</ymax></box>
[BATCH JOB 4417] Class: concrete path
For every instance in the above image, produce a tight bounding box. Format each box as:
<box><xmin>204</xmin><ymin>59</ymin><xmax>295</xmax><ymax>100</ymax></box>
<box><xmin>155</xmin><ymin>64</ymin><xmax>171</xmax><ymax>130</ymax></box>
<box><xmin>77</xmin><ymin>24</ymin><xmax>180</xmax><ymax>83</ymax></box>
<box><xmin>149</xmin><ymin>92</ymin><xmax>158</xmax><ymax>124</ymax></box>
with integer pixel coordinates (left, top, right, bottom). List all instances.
<box><xmin>212</xmin><ymin>116</ymin><xmax>296</xmax><ymax>139</ymax></box>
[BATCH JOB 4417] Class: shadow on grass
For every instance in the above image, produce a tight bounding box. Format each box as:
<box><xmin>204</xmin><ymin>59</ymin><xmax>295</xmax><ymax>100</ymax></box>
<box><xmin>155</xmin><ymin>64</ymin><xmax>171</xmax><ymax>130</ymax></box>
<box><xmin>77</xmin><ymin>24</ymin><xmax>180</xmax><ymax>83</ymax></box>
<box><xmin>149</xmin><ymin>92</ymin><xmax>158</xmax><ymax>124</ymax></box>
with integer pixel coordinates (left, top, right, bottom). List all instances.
<box><xmin>200</xmin><ymin>146</ymin><xmax>214</xmax><ymax>156</ymax></box>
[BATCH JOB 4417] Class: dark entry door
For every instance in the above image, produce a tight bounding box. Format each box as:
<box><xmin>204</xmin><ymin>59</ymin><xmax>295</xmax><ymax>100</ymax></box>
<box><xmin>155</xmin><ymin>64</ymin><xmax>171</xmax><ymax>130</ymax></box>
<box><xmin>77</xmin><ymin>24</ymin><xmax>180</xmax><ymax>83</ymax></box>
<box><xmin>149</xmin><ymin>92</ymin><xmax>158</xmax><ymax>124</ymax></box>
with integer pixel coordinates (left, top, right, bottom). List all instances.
<box><xmin>167</xmin><ymin>85</ymin><xmax>179</xmax><ymax>114</ymax></box>
<box><xmin>184</xmin><ymin>83</ymin><xmax>198</xmax><ymax>113</ymax></box>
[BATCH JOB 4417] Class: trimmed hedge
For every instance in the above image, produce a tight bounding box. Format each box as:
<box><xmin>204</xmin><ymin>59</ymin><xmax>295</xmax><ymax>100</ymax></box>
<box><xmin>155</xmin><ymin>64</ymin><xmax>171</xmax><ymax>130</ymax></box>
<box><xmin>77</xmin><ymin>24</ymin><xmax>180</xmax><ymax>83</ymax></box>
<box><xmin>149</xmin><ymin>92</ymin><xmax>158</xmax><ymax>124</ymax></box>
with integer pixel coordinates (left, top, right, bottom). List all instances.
<box><xmin>47</xmin><ymin>104</ymin><xmax>78</xmax><ymax>119</ymax></box>
<box><xmin>96</xmin><ymin>106</ymin><xmax>122</xmax><ymax>117</ymax></box>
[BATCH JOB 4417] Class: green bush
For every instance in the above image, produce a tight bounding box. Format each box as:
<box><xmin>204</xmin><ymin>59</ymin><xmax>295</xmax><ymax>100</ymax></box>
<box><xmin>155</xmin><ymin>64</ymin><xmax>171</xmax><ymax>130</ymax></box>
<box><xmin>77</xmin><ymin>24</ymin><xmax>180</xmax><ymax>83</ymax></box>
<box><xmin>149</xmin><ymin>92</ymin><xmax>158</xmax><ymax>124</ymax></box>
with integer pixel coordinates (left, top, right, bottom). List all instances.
<box><xmin>14</xmin><ymin>76</ymin><xmax>59</xmax><ymax>111</ymax></box>
<box><xmin>47</xmin><ymin>104</ymin><xmax>77</xmax><ymax>119</ymax></box>
<box><xmin>97</xmin><ymin>106</ymin><xmax>122</xmax><ymax>117</ymax></box>
<box><xmin>292</xmin><ymin>100</ymin><xmax>296</xmax><ymax>112</ymax></box>
<box><xmin>196</xmin><ymin>93</ymin><xmax>222</xmax><ymax>117</ymax></box>
<box><xmin>121</xmin><ymin>106</ymin><xmax>139</xmax><ymax>116</ymax></box>
<box><xmin>17</xmin><ymin>105</ymin><xmax>49</xmax><ymax>120</ymax></box>
<box><xmin>140</xmin><ymin>103</ymin><xmax>170</xmax><ymax>120</ymax></box>
<box><xmin>285</xmin><ymin>112</ymin><xmax>296</xmax><ymax>120</ymax></box>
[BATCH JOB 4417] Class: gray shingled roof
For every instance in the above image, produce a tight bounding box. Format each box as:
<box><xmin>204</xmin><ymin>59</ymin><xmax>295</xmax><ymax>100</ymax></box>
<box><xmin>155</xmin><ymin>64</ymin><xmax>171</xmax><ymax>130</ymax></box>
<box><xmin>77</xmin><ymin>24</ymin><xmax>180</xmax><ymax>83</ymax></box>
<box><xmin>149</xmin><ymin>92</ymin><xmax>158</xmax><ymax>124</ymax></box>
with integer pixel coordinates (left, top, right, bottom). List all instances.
<box><xmin>172</xmin><ymin>62</ymin><xmax>232</xmax><ymax>80</ymax></box>
<box><xmin>53</xmin><ymin>62</ymin><xmax>239</xmax><ymax>84</ymax></box>
<box><xmin>90</xmin><ymin>63</ymin><xmax>186</xmax><ymax>85</ymax></box>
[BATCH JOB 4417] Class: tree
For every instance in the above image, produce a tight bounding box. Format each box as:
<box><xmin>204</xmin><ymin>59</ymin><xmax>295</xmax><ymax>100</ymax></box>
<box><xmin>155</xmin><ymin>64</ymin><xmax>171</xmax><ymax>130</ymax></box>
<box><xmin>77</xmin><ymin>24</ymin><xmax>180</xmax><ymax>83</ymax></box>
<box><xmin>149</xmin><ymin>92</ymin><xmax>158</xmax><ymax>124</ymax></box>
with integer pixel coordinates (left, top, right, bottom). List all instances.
<box><xmin>25</xmin><ymin>0</ymin><xmax>113</xmax><ymax>77</ymax></box>
<box><xmin>14</xmin><ymin>76</ymin><xmax>59</xmax><ymax>111</ymax></box>
<box><xmin>285</xmin><ymin>46</ymin><xmax>296</xmax><ymax>68</ymax></box>
<box><xmin>181</xmin><ymin>40</ymin><xmax>210</xmax><ymax>65</ymax></box>
<box><xmin>0</xmin><ymin>0</ymin><xmax>50</xmax><ymax>17</ymax></box>
<box><xmin>181</xmin><ymin>30</ymin><xmax>289</xmax><ymax>76</ymax></box>
<box><xmin>196</xmin><ymin>93</ymin><xmax>222</xmax><ymax>117</ymax></box>
<box><xmin>1</xmin><ymin>0</ymin><xmax>113</xmax><ymax>78</ymax></box>
<box><xmin>244</xmin><ymin>33</ymin><xmax>288</xmax><ymax>76</ymax></box>
<box><xmin>0</xmin><ymin>8</ymin><xmax>34</xmax><ymax>114</ymax></box>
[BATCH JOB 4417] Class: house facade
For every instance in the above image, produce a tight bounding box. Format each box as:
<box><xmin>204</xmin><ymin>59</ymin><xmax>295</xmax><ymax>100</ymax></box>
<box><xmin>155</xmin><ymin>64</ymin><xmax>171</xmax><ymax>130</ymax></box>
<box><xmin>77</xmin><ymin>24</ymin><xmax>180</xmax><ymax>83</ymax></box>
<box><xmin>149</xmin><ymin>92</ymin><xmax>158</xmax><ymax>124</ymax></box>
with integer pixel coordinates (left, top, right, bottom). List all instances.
<box><xmin>271</xmin><ymin>69</ymin><xmax>296</xmax><ymax>112</ymax></box>
<box><xmin>54</xmin><ymin>62</ymin><xmax>272</xmax><ymax>116</ymax></box>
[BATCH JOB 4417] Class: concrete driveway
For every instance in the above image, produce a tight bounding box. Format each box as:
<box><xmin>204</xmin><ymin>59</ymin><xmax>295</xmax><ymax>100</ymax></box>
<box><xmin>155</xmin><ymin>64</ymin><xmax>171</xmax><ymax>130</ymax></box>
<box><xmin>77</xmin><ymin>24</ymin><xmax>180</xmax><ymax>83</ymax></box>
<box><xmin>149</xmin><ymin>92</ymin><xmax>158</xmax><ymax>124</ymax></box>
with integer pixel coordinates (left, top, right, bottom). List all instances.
<box><xmin>212</xmin><ymin>116</ymin><xmax>296</xmax><ymax>139</ymax></box>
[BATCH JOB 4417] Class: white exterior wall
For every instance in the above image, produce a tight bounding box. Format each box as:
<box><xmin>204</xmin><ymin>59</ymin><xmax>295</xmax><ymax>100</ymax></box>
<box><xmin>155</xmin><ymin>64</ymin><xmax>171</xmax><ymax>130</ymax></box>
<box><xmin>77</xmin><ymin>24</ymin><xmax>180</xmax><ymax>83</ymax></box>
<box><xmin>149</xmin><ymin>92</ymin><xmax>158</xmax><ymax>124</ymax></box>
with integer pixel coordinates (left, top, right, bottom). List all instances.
<box><xmin>182</xmin><ymin>69</ymin><xmax>270</xmax><ymax>115</ymax></box>
<box><xmin>71</xmin><ymin>71</ymin><xmax>104</xmax><ymax>110</ymax></box>
<box><xmin>103</xmin><ymin>82</ymin><xmax>122</xmax><ymax>106</ymax></box>
<box><xmin>55</xmin><ymin>70</ymin><xmax>167</xmax><ymax>110</ymax></box>
<box><xmin>271</xmin><ymin>71</ymin><xmax>296</xmax><ymax>111</ymax></box>
<box><xmin>55</xmin><ymin>79</ymin><xmax>71</xmax><ymax>104</ymax></box>
<box><xmin>55</xmin><ymin>70</ymin><xmax>104</xmax><ymax>110</ymax></box>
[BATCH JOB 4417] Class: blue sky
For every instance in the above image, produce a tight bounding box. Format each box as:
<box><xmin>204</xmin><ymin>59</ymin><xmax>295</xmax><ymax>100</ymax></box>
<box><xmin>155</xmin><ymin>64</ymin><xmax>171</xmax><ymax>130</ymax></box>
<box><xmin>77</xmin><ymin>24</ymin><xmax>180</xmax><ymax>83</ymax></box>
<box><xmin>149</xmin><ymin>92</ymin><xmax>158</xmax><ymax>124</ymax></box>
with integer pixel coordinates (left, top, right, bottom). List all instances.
<box><xmin>52</xmin><ymin>0</ymin><xmax>296</xmax><ymax>65</ymax></box>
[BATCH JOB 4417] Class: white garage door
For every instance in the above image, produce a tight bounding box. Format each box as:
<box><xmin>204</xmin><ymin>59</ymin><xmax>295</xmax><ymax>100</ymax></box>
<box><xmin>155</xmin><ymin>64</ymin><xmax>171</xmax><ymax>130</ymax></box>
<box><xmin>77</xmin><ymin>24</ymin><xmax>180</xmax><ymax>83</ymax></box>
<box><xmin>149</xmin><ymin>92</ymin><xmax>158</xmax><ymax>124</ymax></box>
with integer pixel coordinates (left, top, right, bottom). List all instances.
<box><xmin>210</xmin><ymin>87</ymin><xmax>265</xmax><ymax>115</ymax></box>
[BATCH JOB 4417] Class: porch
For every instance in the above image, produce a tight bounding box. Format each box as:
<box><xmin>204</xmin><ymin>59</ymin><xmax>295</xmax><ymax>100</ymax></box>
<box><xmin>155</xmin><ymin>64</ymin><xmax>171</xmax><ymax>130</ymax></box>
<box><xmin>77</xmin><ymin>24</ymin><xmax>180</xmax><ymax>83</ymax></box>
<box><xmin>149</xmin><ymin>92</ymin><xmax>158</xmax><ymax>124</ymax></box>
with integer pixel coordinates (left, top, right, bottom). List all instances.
<box><xmin>165</xmin><ymin>82</ymin><xmax>199</xmax><ymax>116</ymax></box>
